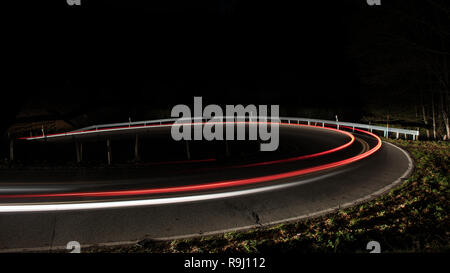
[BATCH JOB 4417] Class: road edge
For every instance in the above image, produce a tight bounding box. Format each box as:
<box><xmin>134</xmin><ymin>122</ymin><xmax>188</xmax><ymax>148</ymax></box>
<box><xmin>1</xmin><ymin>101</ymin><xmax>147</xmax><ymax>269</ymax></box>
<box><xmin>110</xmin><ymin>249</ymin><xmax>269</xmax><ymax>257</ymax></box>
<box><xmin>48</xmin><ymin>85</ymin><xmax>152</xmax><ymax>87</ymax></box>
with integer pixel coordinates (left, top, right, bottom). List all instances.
<box><xmin>1</xmin><ymin>140</ymin><xmax>414</xmax><ymax>253</ymax></box>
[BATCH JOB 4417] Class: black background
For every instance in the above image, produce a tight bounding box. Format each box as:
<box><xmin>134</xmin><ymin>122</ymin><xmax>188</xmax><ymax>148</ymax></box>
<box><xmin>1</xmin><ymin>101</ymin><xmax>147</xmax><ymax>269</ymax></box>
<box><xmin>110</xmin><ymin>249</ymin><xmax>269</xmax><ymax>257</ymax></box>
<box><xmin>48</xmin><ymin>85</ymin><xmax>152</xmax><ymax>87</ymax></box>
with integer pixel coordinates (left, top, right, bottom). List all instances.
<box><xmin>2</xmin><ymin>0</ymin><xmax>367</xmax><ymax>128</ymax></box>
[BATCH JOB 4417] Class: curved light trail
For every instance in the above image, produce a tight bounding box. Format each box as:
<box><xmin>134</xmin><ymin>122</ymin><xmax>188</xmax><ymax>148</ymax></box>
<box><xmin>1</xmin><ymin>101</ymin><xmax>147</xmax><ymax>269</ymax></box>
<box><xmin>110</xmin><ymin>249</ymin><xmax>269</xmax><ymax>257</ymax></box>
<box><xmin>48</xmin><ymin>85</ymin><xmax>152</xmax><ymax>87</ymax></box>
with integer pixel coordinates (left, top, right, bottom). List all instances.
<box><xmin>0</xmin><ymin>122</ymin><xmax>380</xmax><ymax>203</ymax></box>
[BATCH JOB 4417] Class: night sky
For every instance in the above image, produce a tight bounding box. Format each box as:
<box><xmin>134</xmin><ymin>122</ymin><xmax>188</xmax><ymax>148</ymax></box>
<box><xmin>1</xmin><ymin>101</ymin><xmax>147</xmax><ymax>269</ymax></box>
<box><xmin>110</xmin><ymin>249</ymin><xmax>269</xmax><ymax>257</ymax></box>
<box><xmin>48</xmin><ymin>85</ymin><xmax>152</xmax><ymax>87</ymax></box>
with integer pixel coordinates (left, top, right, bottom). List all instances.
<box><xmin>2</xmin><ymin>0</ymin><xmax>446</xmax><ymax>136</ymax></box>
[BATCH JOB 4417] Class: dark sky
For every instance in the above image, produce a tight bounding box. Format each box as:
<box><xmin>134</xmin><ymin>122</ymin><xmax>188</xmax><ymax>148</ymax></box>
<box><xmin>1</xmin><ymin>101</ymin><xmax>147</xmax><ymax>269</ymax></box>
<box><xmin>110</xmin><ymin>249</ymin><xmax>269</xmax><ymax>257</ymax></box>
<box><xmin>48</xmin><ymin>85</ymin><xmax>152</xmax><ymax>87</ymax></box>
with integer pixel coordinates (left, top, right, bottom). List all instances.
<box><xmin>3</xmin><ymin>0</ymin><xmax>432</xmax><ymax>131</ymax></box>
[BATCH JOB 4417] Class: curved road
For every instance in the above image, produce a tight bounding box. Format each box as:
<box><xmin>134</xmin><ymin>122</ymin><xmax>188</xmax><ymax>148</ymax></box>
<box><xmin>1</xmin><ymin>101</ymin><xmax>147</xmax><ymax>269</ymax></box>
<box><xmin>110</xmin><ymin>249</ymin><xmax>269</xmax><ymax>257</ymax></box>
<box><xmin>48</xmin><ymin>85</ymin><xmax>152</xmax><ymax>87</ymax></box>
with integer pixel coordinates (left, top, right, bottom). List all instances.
<box><xmin>0</xmin><ymin>123</ymin><xmax>413</xmax><ymax>251</ymax></box>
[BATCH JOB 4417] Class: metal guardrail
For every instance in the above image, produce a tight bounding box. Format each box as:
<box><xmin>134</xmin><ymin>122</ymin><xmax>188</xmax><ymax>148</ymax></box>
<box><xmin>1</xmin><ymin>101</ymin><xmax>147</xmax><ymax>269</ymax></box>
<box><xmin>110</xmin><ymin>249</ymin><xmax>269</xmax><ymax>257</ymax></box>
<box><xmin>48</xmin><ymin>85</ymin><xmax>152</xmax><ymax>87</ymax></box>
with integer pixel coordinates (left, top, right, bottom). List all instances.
<box><xmin>13</xmin><ymin>116</ymin><xmax>419</xmax><ymax>165</ymax></box>
<box><xmin>72</xmin><ymin>116</ymin><xmax>419</xmax><ymax>140</ymax></box>
<box><xmin>282</xmin><ymin>117</ymin><xmax>419</xmax><ymax>140</ymax></box>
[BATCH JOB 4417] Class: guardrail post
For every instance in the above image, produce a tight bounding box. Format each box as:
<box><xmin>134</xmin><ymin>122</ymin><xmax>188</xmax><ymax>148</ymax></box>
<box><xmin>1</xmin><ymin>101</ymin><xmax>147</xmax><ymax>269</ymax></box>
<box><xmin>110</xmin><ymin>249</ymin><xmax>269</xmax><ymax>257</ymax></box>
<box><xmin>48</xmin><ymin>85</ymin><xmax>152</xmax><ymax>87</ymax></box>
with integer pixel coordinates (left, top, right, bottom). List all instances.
<box><xmin>307</xmin><ymin>121</ymin><xmax>310</xmax><ymax>126</ymax></box>
<box><xmin>185</xmin><ymin>140</ymin><xmax>191</xmax><ymax>160</ymax></box>
<box><xmin>75</xmin><ymin>140</ymin><xmax>82</xmax><ymax>163</ymax></box>
<box><xmin>134</xmin><ymin>134</ymin><xmax>140</xmax><ymax>161</ymax></box>
<box><xmin>225</xmin><ymin>140</ymin><xmax>230</xmax><ymax>157</ymax></box>
<box><xmin>107</xmin><ymin>138</ymin><xmax>112</xmax><ymax>165</ymax></box>
<box><xmin>9</xmin><ymin>138</ymin><xmax>14</xmax><ymax>161</ymax></box>
<box><xmin>396</xmin><ymin>132</ymin><xmax>399</xmax><ymax>139</ymax></box>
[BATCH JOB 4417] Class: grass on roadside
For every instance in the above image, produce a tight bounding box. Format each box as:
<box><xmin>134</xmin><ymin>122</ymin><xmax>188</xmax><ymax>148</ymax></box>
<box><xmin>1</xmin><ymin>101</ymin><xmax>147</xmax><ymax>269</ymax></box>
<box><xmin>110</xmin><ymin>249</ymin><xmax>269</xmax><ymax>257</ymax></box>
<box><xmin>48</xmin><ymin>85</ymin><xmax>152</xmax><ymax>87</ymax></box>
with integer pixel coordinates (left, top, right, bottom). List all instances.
<box><xmin>82</xmin><ymin>139</ymin><xmax>449</xmax><ymax>253</ymax></box>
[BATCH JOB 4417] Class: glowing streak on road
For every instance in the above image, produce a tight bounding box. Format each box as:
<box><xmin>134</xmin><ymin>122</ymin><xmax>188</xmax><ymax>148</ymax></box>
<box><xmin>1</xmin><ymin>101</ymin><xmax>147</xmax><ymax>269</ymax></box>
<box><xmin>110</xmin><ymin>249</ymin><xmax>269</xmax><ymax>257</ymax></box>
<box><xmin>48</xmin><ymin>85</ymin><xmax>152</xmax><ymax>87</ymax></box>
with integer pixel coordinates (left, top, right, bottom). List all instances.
<box><xmin>18</xmin><ymin>121</ymin><xmax>354</xmax><ymax>168</ymax></box>
<box><xmin>196</xmin><ymin>132</ymin><xmax>354</xmax><ymax>169</ymax></box>
<box><xmin>0</xmin><ymin>168</ymin><xmax>352</xmax><ymax>212</ymax></box>
<box><xmin>1</xmin><ymin>123</ymin><xmax>380</xmax><ymax>200</ymax></box>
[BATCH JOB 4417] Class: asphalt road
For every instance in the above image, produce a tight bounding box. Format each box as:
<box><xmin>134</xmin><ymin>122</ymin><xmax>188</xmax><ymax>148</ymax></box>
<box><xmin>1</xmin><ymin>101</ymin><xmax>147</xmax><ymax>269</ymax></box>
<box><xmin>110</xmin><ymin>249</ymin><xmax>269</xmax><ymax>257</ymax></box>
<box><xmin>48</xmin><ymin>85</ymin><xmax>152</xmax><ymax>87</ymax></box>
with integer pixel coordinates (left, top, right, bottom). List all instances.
<box><xmin>0</xmin><ymin>124</ymin><xmax>413</xmax><ymax>251</ymax></box>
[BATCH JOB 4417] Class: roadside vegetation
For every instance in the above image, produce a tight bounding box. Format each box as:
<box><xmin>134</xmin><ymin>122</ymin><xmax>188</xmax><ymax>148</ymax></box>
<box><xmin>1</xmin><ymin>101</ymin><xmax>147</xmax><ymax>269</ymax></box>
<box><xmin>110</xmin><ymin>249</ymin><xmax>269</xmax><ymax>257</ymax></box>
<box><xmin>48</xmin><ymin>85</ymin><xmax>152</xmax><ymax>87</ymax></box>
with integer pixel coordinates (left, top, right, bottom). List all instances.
<box><xmin>83</xmin><ymin>139</ymin><xmax>449</xmax><ymax>253</ymax></box>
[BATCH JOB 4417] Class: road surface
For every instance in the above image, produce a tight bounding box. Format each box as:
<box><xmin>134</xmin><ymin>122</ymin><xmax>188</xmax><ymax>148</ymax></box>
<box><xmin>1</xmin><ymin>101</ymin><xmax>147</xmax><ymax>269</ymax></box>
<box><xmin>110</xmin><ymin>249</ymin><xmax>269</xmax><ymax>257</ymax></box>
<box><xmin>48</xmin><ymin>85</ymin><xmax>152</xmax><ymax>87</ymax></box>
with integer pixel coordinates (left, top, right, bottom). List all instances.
<box><xmin>0</xmin><ymin>123</ymin><xmax>413</xmax><ymax>251</ymax></box>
